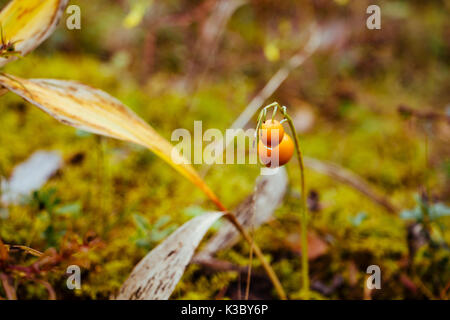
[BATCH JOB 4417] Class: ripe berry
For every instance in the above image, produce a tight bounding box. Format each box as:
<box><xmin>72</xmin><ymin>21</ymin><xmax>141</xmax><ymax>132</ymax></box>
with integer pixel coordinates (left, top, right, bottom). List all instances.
<box><xmin>258</xmin><ymin>134</ymin><xmax>294</xmax><ymax>168</ymax></box>
<box><xmin>259</xmin><ymin>119</ymin><xmax>284</xmax><ymax>147</ymax></box>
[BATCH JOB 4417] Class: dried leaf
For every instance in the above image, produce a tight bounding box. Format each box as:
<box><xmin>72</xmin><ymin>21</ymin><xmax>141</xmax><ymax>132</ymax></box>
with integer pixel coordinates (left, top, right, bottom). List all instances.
<box><xmin>0</xmin><ymin>0</ymin><xmax>68</xmax><ymax>67</ymax></box>
<box><xmin>0</xmin><ymin>74</ymin><xmax>221</xmax><ymax>207</ymax></box>
<box><xmin>117</xmin><ymin>212</ymin><xmax>224</xmax><ymax>300</ymax></box>
<box><xmin>1</xmin><ymin>150</ymin><xmax>62</xmax><ymax>205</ymax></box>
<box><xmin>197</xmin><ymin>167</ymin><xmax>288</xmax><ymax>258</ymax></box>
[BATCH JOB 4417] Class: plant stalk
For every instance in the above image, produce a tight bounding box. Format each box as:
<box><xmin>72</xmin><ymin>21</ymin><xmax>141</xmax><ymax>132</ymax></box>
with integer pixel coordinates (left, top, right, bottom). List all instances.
<box><xmin>210</xmin><ymin>199</ymin><xmax>286</xmax><ymax>299</ymax></box>
<box><xmin>283</xmin><ymin>111</ymin><xmax>310</xmax><ymax>299</ymax></box>
<box><xmin>255</xmin><ymin>102</ymin><xmax>310</xmax><ymax>298</ymax></box>
<box><xmin>224</xmin><ymin>212</ymin><xmax>287</xmax><ymax>300</ymax></box>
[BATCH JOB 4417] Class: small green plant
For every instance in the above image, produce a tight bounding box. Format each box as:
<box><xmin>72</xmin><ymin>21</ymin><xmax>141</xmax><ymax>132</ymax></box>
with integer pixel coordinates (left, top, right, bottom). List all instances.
<box><xmin>132</xmin><ymin>214</ymin><xmax>177</xmax><ymax>250</ymax></box>
<box><xmin>256</xmin><ymin>102</ymin><xmax>310</xmax><ymax>299</ymax></box>
<box><xmin>401</xmin><ymin>195</ymin><xmax>450</xmax><ymax>223</ymax></box>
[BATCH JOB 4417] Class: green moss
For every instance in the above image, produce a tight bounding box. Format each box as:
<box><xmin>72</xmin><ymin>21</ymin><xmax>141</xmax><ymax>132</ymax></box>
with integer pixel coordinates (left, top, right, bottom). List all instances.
<box><xmin>1</xmin><ymin>0</ymin><xmax>449</xmax><ymax>300</ymax></box>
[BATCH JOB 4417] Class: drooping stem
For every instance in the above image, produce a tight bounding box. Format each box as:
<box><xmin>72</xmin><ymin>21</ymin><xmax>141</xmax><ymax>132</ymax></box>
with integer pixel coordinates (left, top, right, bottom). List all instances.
<box><xmin>282</xmin><ymin>110</ymin><xmax>309</xmax><ymax>299</ymax></box>
<box><xmin>256</xmin><ymin>102</ymin><xmax>310</xmax><ymax>299</ymax></box>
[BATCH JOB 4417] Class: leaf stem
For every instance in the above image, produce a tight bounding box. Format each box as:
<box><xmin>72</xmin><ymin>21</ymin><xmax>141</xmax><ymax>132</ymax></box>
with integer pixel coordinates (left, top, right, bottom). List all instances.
<box><xmin>224</xmin><ymin>212</ymin><xmax>287</xmax><ymax>300</ymax></box>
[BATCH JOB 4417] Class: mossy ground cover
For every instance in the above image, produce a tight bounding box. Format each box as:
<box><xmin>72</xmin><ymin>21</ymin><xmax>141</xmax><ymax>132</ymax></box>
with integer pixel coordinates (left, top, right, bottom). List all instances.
<box><xmin>0</xmin><ymin>0</ymin><xmax>449</xmax><ymax>299</ymax></box>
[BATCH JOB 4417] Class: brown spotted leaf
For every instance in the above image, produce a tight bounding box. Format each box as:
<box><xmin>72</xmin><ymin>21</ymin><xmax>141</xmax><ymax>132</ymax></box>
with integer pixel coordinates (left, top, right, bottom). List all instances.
<box><xmin>0</xmin><ymin>0</ymin><xmax>68</xmax><ymax>67</ymax></box>
<box><xmin>0</xmin><ymin>74</ymin><xmax>222</xmax><ymax>207</ymax></box>
<box><xmin>117</xmin><ymin>212</ymin><xmax>224</xmax><ymax>300</ymax></box>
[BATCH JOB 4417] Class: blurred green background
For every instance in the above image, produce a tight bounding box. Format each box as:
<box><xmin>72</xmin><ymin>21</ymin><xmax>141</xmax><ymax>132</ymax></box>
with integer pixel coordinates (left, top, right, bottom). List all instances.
<box><xmin>0</xmin><ymin>0</ymin><xmax>449</xmax><ymax>299</ymax></box>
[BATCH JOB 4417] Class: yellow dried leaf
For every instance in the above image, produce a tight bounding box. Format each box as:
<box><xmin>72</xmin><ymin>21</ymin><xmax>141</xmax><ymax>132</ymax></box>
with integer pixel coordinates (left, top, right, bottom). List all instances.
<box><xmin>0</xmin><ymin>74</ymin><xmax>223</xmax><ymax>209</ymax></box>
<box><xmin>0</xmin><ymin>0</ymin><xmax>68</xmax><ymax>67</ymax></box>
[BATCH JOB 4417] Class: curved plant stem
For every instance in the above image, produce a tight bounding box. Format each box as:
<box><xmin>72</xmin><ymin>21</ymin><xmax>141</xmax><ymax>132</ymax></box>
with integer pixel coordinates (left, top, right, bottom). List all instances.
<box><xmin>256</xmin><ymin>102</ymin><xmax>310</xmax><ymax>299</ymax></box>
<box><xmin>211</xmin><ymin>197</ymin><xmax>286</xmax><ymax>299</ymax></box>
<box><xmin>282</xmin><ymin>110</ymin><xmax>309</xmax><ymax>299</ymax></box>
<box><xmin>224</xmin><ymin>212</ymin><xmax>287</xmax><ymax>300</ymax></box>
<box><xmin>206</xmin><ymin>175</ymin><xmax>287</xmax><ymax>299</ymax></box>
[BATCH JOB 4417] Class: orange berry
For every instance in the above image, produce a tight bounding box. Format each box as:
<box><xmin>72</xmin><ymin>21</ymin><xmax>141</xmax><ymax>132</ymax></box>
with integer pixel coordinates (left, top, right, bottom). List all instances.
<box><xmin>259</xmin><ymin>119</ymin><xmax>284</xmax><ymax>147</ymax></box>
<box><xmin>258</xmin><ymin>134</ymin><xmax>294</xmax><ymax>168</ymax></box>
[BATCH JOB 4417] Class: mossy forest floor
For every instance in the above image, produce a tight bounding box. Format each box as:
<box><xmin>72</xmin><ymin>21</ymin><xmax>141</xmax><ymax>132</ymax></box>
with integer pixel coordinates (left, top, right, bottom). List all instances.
<box><xmin>0</xmin><ymin>0</ymin><xmax>449</xmax><ymax>299</ymax></box>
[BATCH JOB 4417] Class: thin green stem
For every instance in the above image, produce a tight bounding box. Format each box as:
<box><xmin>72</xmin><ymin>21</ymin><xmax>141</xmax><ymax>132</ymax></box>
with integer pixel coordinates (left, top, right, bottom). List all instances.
<box><xmin>271</xmin><ymin>106</ymin><xmax>277</xmax><ymax>121</ymax></box>
<box><xmin>213</xmin><ymin>197</ymin><xmax>286</xmax><ymax>299</ymax></box>
<box><xmin>225</xmin><ymin>212</ymin><xmax>287</xmax><ymax>300</ymax></box>
<box><xmin>283</xmin><ymin>111</ymin><xmax>309</xmax><ymax>299</ymax></box>
<box><xmin>257</xmin><ymin>102</ymin><xmax>310</xmax><ymax>299</ymax></box>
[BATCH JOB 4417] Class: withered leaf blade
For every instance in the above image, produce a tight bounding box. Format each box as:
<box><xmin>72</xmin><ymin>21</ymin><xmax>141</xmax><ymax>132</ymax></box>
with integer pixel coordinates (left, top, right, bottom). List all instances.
<box><xmin>0</xmin><ymin>74</ymin><xmax>220</xmax><ymax>206</ymax></box>
<box><xmin>117</xmin><ymin>212</ymin><xmax>224</xmax><ymax>300</ymax></box>
<box><xmin>0</xmin><ymin>0</ymin><xmax>68</xmax><ymax>67</ymax></box>
<box><xmin>197</xmin><ymin>167</ymin><xmax>288</xmax><ymax>259</ymax></box>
